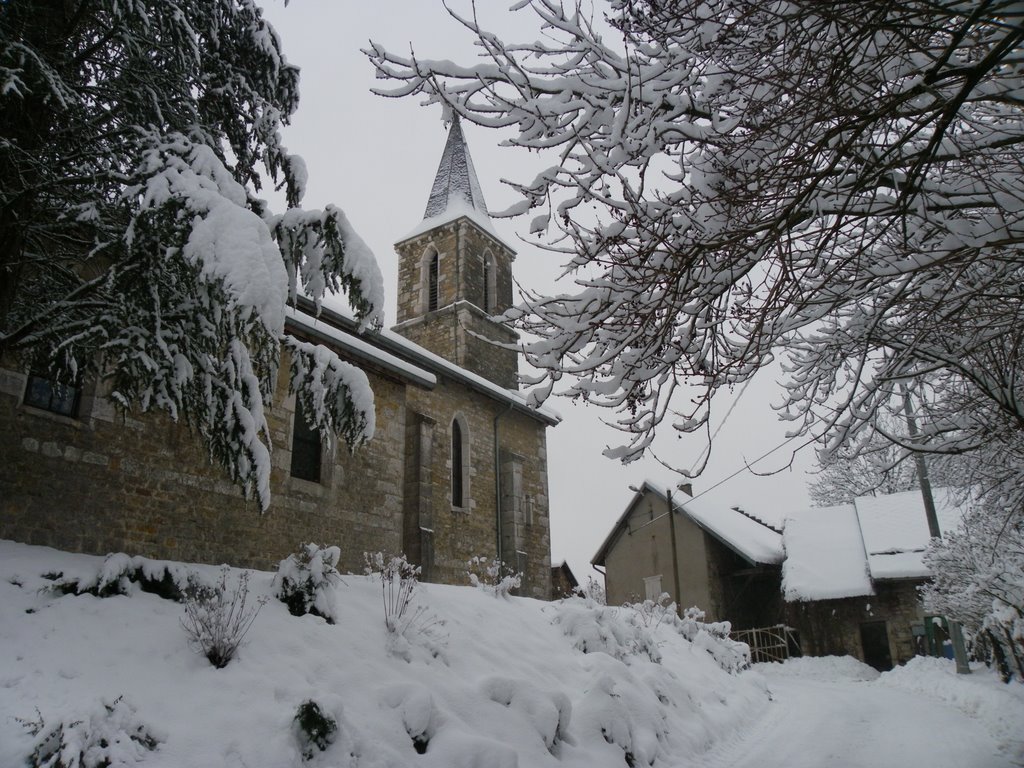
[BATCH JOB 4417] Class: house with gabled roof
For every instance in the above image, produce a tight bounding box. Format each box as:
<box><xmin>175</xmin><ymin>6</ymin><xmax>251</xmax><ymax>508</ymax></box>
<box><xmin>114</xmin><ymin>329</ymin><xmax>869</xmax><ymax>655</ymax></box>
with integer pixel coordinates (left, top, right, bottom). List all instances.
<box><xmin>0</xmin><ymin>118</ymin><xmax>559</xmax><ymax>597</ymax></box>
<box><xmin>782</xmin><ymin>488</ymin><xmax>965</xmax><ymax>670</ymax></box>
<box><xmin>591</xmin><ymin>481</ymin><xmax>786</xmax><ymax>630</ymax></box>
<box><xmin>594</xmin><ymin>482</ymin><xmax>968</xmax><ymax>669</ymax></box>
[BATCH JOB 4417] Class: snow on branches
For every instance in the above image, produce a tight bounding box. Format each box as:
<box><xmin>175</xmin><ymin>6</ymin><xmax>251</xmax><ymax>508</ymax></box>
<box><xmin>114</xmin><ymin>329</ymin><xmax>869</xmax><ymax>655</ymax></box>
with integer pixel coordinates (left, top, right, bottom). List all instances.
<box><xmin>1</xmin><ymin>0</ymin><xmax>383</xmax><ymax>509</ymax></box>
<box><xmin>366</xmin><ymin>0</ymin><xmax>1024</xmax><ymax>475</ymax></box>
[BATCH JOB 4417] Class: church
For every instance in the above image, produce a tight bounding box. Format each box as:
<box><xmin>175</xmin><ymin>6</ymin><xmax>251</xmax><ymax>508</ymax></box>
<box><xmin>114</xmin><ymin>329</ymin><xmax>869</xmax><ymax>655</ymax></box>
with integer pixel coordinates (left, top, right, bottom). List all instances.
<box><xmin>0</xmin><ymin>119</ymin><xmax>559</xmax><ymax>598</ymax></box>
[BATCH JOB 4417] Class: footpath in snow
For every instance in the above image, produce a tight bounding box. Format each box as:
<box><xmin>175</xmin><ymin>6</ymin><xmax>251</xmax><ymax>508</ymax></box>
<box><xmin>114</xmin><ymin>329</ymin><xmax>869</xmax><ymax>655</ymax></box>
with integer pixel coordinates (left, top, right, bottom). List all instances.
<box><xmin>703</xmin><ymin>656</ymin><xmax>1024</xmax><ymax>768</ymax></box>
<box><xmin>1</xmin><ymin>540</ymin><xmax>1020</xmax><ymax>767</ymax></box>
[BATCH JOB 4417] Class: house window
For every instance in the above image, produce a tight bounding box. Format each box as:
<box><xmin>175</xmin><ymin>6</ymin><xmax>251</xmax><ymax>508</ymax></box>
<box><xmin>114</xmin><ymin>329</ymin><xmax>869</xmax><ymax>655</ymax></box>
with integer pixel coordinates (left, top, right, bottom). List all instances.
<box><xmin>23</xmin><ymin>372</ymin><xmax>81</xmax><ymax>418</ymax></box>
<box><xmin>290</xmin><ymin>401</ymin><xmax>322</xmax><ymax>483</ymax></box>
<box><xmin>451</xmin><ymin>415</ymin><xmax>469</xmax><ymax>508</ymax></box>
<box><xmin>427</xmin><ymin>250</ymin><xmax>439</xmax><ymax>311</ymax></box>
<box><xmin>643</xmin><ymin>574</ymin><xmax>663</xmax><ymax>602</ymax></box>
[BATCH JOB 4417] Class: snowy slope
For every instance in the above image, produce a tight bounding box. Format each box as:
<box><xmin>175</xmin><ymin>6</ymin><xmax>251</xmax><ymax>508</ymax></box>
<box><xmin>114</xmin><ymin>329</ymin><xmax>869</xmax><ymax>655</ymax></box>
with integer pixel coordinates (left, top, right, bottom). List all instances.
<box><xmin>0</xmin><ymin>540</ymin><xmax>768</xmax><ymax>768</ymax></box>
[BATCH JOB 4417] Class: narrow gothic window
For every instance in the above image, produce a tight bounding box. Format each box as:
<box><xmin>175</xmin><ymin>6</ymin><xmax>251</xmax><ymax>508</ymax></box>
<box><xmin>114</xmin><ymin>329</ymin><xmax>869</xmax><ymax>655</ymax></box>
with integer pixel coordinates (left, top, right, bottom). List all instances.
<box><xmin>24</xmin><ymin>371</ymin><xmax>80</xmax><ymax>418</ymax></box>
<box><xmin>428</xmin><ymin>250</ymin><xmax>439</xmax><ymax>311</ymax></box>
<box><xmin>482</xmin><ymin>254</ymin><xmax>491</xmax><ymax>312</ymax></box>
<box><xmin>290</xmin><ymin>401</ymin><xmax>322</xmax><ymax>483</ymax></box>
<box><xmin>451</xmin><ymin>418</ymin><xmax>464</xmax><ymax>507</ymax></box>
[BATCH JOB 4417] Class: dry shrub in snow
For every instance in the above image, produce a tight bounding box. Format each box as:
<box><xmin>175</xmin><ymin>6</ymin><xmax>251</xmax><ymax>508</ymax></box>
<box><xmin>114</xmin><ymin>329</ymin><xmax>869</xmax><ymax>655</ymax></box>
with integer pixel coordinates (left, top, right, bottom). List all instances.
<box><xmin>365</xmin><ymin>553</ymin><xmax>446</xmax><ymax>661</ymax></box>
<box><xmin>180</xmin><ymin>567</ymin><xmax>266</xmax><ymax>668</ymax></box>
<box><xmin>466</xmin><ymin>556</ymin><xmax>521</xmax><ymax>598</ymax></box>
<box><xmin>273</xmin><ymin>543</ymin><xmax>343</xmax><ymax>623</ymax></box>
<box><xmin>364</xmin><ymin>552</ymin><xmax>419</xmax><ymax>634</ymax></box>
<box><xmin>19</xmin><ymin>697</ymin><xmax>160</xmax><ymax>768</ymax></box>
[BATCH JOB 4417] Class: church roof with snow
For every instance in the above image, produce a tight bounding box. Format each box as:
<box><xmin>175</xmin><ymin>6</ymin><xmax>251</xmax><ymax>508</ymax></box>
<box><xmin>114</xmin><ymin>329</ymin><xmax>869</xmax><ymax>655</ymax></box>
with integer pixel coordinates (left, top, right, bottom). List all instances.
<box><xmin>398</xmin><ymin>117</ymin><xmax>515</xmax><ymax>252</ymax></box>
<box><xmin>423</xmin><ymin>116</ymin><xmax>489</xmax><ymax>220</ymax></box>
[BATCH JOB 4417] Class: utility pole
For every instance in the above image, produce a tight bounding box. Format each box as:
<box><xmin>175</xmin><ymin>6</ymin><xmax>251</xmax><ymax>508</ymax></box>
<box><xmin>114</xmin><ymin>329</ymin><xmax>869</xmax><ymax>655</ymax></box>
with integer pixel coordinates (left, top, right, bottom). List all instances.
<box><xmin>667</xmin><ymin>488</ymin><xmax>683</xmax><ymax>618</ymax></box>
<box><xmin>901</xmin><ymin>387</ymin><xmax>971</xmax><ymax>674</ymax></box>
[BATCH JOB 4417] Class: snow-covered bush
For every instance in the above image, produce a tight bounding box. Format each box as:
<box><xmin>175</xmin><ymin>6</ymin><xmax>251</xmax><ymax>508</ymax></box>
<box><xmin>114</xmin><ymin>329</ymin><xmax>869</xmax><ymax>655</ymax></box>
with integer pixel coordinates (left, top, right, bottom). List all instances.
<box><xmin>674</xmin><ymin>606</ymin><xmax>750</xmax><ymax>674</ymax></box>
<box><xmin>46</xmin><ymin>553</ymin><xmax>189</xmax><ymax>601</ymax></box>
<box><xmin>273</xmin><ymin>543</ymin><xmax>342</xmax><ymax>624</ymax></box>
<box><xmin>624</xmin><ymin>593</ymin><xmax>675</xmax><ymax>629</ymax></box>
<box><xmin>480</xmin><ymin>677</ymin><xmax>572</xmax><ymax>754</ymax></box>
<box><xmin>180</xmin><ymin>567</ymin><xmax>266</xmax><ymax>668</ymax></box>
<box><xmin>293</xmin><ymin>700</ymin><xmax>337</xmax><ymax>761</ymax></box>
<box><xmin>574</xmin><ymin>575</ymin><xmax>606</xmax><ymax>606</ymax></box>
<box><xmin>19</xmin><ymin>697</ymin><xmax>160</xmax><ymax>768</ymax></box>
<box><xmin>555</xmin><ymin>602</ymin><xmax>661</xmax><ymax>664</ymax></box>
<box><xmin>466</xmin><ymin>556</ymin><xmax>521</xmax><ymax>598</ymax></box>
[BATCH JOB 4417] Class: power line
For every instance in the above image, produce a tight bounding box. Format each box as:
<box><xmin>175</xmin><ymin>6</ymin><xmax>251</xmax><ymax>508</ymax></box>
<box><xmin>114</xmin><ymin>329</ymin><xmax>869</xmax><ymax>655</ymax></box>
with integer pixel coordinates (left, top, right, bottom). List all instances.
<box><xmin>688</xmin><ymin>378</ymin><xmax>753</xmax><ymax>475</ymax></box>
<box><xmin>683</xmin><ymin>431</ymin><xmax>815</xmax><ymax>506</ymax></box>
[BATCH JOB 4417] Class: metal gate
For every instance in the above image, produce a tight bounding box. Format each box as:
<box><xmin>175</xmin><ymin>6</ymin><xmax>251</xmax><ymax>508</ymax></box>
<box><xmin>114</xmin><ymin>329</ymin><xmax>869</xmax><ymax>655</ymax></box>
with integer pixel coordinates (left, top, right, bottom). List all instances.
<box><xmin>732</xmin><ymin>624</ymin><xmax>801</xmax><ymax>664</ymax></box>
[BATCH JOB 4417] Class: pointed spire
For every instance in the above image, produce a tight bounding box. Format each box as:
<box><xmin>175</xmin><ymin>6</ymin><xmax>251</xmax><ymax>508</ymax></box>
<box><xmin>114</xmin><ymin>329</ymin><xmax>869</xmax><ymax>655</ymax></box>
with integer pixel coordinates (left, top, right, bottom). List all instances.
<box><xmin>423</xmin><ymin>116</ymin><xmax>489</xmax><ymax>220</ymax></box>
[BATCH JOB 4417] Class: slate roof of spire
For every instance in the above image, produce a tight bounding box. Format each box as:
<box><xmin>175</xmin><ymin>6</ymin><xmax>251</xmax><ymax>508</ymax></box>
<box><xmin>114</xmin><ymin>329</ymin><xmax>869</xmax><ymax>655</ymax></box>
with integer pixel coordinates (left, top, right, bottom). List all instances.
<box><xmin>423</xmin><ymin>116</ymin><xmax>489</xmax><ymax>220</ymax></box>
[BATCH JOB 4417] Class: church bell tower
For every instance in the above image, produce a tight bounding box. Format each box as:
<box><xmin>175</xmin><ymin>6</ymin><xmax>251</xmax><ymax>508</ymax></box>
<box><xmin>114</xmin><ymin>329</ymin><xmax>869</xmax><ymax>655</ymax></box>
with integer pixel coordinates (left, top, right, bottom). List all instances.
<box><xmin>392</xmin><ymin>117</ymin><xmax>519</xmax><ymax>390</ymax></box>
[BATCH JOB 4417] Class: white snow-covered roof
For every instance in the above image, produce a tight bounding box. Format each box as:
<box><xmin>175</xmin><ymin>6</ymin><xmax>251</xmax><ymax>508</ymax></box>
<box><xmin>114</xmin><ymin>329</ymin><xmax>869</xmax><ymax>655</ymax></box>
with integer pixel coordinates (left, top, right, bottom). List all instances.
<box><xmin>855</xmin><ymin>488</ymin><xmax>964</xmax><ymax>580</ymax></box>
<box><xmin>679</xmin><ymin>494</ymin><xmax>784</xmax><ymax>566</ymax></box>
<box><xmin>782</xmin><ymin>504</ymin><xmax>874</xmax><ymax>602</ymax></box>
<box><xmin>423</xmin><ymin>116</ymin><xmax>488</xmax><ymax>221</ymax></box>
<box><xmin>285</xmin><ymin>307</ymin><xmax>436</xmax><ymax>388</ymax></box>
<box><xmin>591</xmin><ymin>481</ymin><xmax>783</xmax><ymax>568</ymax></box>
<box><xmin>780</xmin><ymin>488</ymin><xmax>970</xmax><ymax>601</ymax></box>
<box><xmin>287</xmin><ymin>299</ymin><xmax>560</xmax><ymax>427</ymax></box>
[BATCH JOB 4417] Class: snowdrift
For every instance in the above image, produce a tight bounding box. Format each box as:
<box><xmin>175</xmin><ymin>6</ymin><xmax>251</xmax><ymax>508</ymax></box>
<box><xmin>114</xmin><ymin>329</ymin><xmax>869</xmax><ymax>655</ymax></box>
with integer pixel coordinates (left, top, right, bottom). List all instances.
<box><xmin>0</xmin><ymin>541</ymin><xmax>769</xmax><ymax>767</ymax></box>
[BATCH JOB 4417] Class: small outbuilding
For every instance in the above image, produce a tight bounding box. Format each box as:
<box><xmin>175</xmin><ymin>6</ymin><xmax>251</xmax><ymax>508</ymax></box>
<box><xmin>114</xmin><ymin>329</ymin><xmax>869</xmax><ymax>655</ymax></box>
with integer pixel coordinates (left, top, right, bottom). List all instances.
<box><xmin>593</xmin><ymin>482</ymin><xmax>967</xmax><ymax>670</ymax></box>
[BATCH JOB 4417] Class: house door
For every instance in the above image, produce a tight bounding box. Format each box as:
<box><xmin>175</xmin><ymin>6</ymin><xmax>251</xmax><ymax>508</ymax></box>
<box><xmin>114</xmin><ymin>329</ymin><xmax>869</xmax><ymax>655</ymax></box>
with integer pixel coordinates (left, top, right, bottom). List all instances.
<box><xmin>860</xmin><ymin>621</ymin><xmax>893</xmax><ymax>671</ymax></box>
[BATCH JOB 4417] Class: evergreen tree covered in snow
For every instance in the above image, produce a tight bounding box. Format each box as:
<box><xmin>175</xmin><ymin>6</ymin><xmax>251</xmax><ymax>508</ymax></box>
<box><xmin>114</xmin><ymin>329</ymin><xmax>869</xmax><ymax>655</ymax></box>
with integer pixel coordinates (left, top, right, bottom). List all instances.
<box><xmin>1</xmin><ymin>0</ymin><xmax>385</xmax><ymax>508</ymax></box>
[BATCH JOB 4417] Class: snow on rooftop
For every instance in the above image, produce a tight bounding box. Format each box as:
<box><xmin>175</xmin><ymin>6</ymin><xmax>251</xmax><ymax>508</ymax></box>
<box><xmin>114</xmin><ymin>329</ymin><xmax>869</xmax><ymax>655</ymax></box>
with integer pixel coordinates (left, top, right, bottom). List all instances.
<box><xmin>286</xmin><ymin>303</ymin><xmax>560</xmax><ymax>426</ymax></box>
<box><xmin>423</xmin><ymin>116</ymin><xmax>489</xmax><ymax>220</ymax></box>
<box><xmin>782</xmin><ymin>504</ymin><xmax>874</xmax><ymax>602</ymax></box>
<box><xmin>855</xmin><ymin>488</ymin><xmax>966</xmax><ymax>580</ymax></box>
<box><xmin>398</xmin><ymin>197</ymin><xmax>515</xmax><ymax>253</ymax></box>
<box><xmin>679</xmin><ymin>494</ymin><xmax>784</xmax><ymax>566</ymax></box>
<box><xmin>285</xmin><ymin>307</ymin><xmax>436</xmax><ymax>388</ymax></box>
<box><xmin>855</xmin><ymin>488</ymin><xmax>963</xmax><ymax>555</ymax></box>
<box><xmin>398</xmin><ymin>117</ymin><xmax>516</xmax><ymax>253</ymax></box>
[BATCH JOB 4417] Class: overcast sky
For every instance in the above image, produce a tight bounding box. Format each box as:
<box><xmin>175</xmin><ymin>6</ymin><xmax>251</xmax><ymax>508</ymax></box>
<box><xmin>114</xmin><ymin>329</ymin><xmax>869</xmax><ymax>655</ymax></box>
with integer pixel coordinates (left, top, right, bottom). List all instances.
<box><xmin>258</xmin><ymin>0</ymin><xmax>815</xmax><ymax>582</ymax></box>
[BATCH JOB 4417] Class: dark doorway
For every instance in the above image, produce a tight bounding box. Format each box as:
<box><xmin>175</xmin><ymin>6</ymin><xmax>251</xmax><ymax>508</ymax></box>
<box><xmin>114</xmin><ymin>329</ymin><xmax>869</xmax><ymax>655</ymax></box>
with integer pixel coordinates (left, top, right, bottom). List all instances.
<box><xmin>860</xmin><ymin>621</ymin><xmax>893</xmax><ymax>671</ymax></box>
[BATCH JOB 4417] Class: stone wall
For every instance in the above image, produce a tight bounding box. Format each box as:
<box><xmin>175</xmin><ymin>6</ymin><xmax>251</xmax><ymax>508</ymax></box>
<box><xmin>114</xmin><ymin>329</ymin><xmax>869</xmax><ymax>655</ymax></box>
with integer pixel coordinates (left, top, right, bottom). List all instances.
<box><xmin>785</xmin><ymin>579</ymin><xmax>925</xmax><ymax>668</ymax></box>
<box><xmin>1</xmin><ymin>340</ymin><xmax>553</xmax><ymax>600</ymax></box>
<box><xmin>393</xmin><ymin>219</ymin><xmax>519</xmax><ymax>389</ymax></box>
<box><xmin>0</xmin><ymin>359</ymin><xmax>409</xmax><ymax>574</ymax></box>
<box><xmin>402</xmin><ymin>375</ymin><xmax>552</xmax><ymax>598</ymax></box>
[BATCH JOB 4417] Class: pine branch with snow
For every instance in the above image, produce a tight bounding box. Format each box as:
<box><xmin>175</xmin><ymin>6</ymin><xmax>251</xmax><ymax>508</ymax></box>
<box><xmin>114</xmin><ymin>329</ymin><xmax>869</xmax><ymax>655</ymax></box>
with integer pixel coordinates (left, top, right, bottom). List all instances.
<box><xmin>0</xmin><ymin>0</ymin><xmax>384</xmax><ymax>510</ymax></box>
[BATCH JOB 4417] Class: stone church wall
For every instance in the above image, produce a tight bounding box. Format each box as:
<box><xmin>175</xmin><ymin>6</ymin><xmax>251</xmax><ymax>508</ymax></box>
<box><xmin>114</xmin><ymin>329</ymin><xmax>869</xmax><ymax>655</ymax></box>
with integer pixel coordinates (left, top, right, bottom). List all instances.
<box><xmin>403</xmin><ymin>377</ymin><xmax>551</xmax><ymax>598</ymax></box>
<box><xmin>0</xmin><ymin>357</ymin><xmax>407</xmax><ymax>574</ymax></box>
<box><xmin>0</xmin><ymin>350</ymin><xmax>553</xmax><ymax>598</ymax></box>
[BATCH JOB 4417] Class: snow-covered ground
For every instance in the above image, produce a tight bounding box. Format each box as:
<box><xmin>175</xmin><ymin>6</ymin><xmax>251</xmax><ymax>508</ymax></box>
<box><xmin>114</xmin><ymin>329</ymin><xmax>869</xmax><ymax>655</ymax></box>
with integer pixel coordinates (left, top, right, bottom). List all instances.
<box><xmin>703</xmin><ymin>656</ymin><xmax>1024</xmax><ymax>768</ymax></box>
<box><xmin>1</xmin><ymin>540</ymin><xmax>1020</xmax><ymax>767</ymax></box>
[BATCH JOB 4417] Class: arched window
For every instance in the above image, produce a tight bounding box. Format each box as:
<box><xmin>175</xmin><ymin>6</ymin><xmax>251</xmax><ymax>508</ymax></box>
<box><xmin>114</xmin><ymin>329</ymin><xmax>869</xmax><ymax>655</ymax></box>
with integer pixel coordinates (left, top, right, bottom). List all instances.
<box><xmin>428</xmin><ymin>249</ymin><xmax>439</xmax><ymax>312</ymax></box>
<box><xmin>451</xmin><ymin>415</ymin><xmax>469</xmax><ymax>508</ymax></box>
